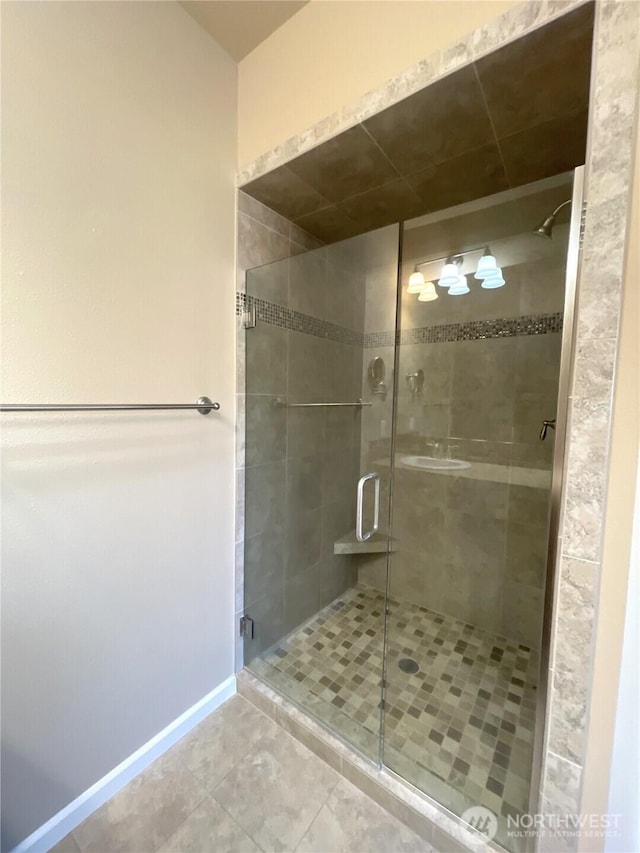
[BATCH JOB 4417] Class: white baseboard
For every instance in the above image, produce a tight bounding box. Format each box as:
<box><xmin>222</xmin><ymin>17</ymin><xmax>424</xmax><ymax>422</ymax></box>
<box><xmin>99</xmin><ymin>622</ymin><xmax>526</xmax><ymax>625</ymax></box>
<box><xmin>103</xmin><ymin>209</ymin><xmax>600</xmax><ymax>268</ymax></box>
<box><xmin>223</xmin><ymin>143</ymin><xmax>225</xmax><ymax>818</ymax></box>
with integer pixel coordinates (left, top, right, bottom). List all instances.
<box><xmin>12</xmin><ymin>675</ymin><xmax>237</xmax><ymax>853</ymax></box>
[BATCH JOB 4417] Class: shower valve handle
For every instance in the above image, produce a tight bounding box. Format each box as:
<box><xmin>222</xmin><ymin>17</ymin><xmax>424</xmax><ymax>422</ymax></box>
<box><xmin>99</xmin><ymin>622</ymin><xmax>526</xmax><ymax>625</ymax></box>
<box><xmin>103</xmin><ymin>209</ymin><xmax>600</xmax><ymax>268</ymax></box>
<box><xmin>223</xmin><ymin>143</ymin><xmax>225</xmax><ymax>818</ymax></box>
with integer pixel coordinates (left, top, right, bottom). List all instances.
<box><xmin>540</xmin><ymin>419</ymin><xmax>556</xmax><ymax>441</ymax></box>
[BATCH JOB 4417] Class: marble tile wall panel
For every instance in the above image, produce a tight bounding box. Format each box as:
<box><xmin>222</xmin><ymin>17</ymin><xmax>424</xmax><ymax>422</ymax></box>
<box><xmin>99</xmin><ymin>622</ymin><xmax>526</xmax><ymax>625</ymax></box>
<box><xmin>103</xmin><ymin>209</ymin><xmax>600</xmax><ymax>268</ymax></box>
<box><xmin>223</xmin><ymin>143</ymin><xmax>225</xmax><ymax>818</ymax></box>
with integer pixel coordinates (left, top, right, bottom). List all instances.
<box><xmin>540</xmin><ymin>0</ymin><xmax>640</xmax><ymax>839</ymax></box>
<box><xmin>538</xmin><ymin>752</ymin><xmax>583</xmax><ymax>853</ymax></box>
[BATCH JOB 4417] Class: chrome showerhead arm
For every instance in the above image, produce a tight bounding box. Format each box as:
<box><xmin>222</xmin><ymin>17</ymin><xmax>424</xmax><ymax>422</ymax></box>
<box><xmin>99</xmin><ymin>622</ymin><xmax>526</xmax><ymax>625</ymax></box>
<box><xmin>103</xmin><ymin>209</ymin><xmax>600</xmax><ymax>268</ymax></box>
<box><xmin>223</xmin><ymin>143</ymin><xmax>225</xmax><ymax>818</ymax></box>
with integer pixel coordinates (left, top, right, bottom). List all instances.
<box><xmin>534</xmin><ymin>198</ymin><xmax>572</xmax><ymax>238</ymax></box>
<box><xmin>550</xmin><ymin>199</ymin><xmax>572</xmax><ymax>218</ymax></box>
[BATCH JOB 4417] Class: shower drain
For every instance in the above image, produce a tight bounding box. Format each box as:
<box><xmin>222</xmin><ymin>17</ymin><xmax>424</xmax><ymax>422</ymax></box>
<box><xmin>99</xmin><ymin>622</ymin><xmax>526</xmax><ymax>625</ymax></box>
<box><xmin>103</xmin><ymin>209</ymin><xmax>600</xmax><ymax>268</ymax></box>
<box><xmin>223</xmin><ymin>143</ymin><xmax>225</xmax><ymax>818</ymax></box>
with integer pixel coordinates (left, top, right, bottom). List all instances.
<box><xmin>398</xmin><ymin>657</ymin><xmax>419</xmax><ymax>674</ymax></box>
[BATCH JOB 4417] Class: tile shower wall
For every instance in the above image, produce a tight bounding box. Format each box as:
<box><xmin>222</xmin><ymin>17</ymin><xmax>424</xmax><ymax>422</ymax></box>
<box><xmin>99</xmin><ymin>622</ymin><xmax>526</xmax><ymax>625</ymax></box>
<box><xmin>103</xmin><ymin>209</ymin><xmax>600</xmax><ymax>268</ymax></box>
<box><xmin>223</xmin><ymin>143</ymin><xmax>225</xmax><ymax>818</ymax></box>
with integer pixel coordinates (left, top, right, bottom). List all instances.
<box><xmin>239</xmin><ymin>212</ymin><xmax>368</xmax><ymax>663</ymax></box>
<box><xmin>359</xmin><ymin>244</ymin><xmax>567</xmax><ymax>649</ymax></box>
<box><xmin>236</xmin><ymin>191</ymin><xmax>325</xmax><ymax>667</ymax></box>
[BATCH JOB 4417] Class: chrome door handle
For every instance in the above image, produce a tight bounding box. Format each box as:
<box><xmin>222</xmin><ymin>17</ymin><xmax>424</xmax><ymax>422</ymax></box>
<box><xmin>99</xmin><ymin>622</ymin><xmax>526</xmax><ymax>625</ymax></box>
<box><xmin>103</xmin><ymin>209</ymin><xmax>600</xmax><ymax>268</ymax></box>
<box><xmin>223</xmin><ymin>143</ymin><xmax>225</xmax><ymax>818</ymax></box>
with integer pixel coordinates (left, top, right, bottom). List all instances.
<box><xmin>356</xmin><ymin>473</ymin><xmax>380</xmax><ymax>542</ymax></box>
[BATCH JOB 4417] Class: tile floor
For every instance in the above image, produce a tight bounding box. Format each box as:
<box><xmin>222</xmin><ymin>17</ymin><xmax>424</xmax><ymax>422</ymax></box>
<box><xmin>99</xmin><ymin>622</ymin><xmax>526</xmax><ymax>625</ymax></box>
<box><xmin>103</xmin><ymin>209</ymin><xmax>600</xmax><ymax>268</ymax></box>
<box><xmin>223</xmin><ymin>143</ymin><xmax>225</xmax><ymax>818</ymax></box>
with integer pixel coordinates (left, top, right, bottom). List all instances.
<box><xmin>53</xmin><ymin>695</ymin><xmax>433</xmax><ymax>853</ymax></box>
<box><xmin>251</xmin><ymin>584</ymin><xmax>539</xmax><ymax>851</ymax></box>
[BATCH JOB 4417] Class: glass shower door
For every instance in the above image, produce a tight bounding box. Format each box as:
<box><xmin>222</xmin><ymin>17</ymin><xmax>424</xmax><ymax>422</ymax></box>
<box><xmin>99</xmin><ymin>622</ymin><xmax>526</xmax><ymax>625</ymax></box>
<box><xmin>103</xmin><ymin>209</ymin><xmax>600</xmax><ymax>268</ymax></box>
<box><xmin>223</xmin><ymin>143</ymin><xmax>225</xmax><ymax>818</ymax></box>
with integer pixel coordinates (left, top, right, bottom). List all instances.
<box><xmin>382</xmin><ymin>172</ymin><xmax>578</xmax><ymax>851</ymax></box>
<box><xmin>242</xmin><ymin>223</ymin><xmax>401</xmax><ymax>763</ymax></box>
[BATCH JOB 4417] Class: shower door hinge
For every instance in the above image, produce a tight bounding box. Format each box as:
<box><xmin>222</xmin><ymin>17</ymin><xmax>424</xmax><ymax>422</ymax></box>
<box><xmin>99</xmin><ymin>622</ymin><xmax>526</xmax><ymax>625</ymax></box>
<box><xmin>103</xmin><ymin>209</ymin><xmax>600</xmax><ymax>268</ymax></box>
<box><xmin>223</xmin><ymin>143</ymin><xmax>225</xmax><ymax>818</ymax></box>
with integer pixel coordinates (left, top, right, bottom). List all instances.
<box><xmin>242</xmin><ymin>301</ymin><xmax>256</xmax><ymax>329</ymax></box>
<box><xmin>579</xmin><ymin>201</ymin><xmax>587</xmax><ymax>249</ymax></box>
<box><xmin>239</xmin><ymin>615</ymin><xmax>254</xmax><ymax>639</ymax></box>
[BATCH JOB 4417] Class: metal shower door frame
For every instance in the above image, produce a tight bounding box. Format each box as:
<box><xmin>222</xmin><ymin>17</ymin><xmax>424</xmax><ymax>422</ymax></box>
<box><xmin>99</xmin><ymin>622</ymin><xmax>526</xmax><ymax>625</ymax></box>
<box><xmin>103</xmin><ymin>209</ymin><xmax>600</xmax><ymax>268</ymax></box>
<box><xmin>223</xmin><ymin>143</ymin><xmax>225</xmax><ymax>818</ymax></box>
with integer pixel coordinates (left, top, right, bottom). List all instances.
<box><xmin>377</xmin><ymin>222</ymin><xmax>405</xmax><ymax>769</ymax></box>
<box><xmin>529</xmin><ymin>165</ymin><xmax>586</xmax><ymax>826</ymax></box>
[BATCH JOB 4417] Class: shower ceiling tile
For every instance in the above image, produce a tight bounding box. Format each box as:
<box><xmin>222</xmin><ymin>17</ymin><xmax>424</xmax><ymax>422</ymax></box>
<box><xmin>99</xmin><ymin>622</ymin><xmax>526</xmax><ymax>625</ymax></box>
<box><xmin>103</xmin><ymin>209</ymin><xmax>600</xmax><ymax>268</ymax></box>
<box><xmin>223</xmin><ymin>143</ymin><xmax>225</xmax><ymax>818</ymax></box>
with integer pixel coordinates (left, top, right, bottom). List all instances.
<box><xmin>240</xmin><ymin>6</ymin><xmax>594</xmax><ymax>243</ymax></box>
<box><xmin>362</xmin><ymin>65</ymin><xmax>494</xmax><ymax>177</ymax></box>
<box><xmin>286</xmin><ymin>125</ymin><xmax>400</xmax><ymax>203</ymax></box>
<box><xmin>336</xmin><ymin>178</ymin><xmax>425</xmax><ymax>234</ymax></box>
<box><xmin>405</xmin><ymin>143</ymin><xmax>509</xmax><ymax>212</ymax></box>
<box><xmin>293</xmin><ymin>205</ymin><xmax>361</xmax><ymax>244</ymax></box>
<box><xmin>242</xmin><ymin>165</ymin><xmax>330</xmax><ymax>222</ymax></box>
<box><xmin>499</xmin><ymin>110</ymin><xmax>589</xmax><ymax>187</ymax></box>
<box><xmin>475</xmin><ymin>2</ymin><xmax>594</xmax><ymax>140</ymax></box>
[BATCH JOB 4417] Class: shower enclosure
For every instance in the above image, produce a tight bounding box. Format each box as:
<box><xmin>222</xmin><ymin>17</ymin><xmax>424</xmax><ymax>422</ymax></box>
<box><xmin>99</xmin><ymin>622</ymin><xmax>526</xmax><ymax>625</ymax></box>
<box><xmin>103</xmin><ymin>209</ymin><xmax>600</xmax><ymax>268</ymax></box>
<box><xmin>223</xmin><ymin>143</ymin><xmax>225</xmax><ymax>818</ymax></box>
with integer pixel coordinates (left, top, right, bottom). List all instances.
<box><xmin>241</xmin><ymin>169</ymin><xmax>582</xmax><ymax>851</ymax></box>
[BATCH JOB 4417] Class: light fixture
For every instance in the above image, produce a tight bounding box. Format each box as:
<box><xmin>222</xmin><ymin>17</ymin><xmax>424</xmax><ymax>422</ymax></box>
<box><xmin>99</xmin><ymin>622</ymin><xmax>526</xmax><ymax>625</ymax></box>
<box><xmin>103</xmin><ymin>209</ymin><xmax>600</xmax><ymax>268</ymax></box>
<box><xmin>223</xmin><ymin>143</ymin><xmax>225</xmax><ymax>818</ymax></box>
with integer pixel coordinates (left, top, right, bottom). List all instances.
<box><xmin>474</xmin><ymin>247</ymin><xmax>498</xmax><ymax>280</ymax></box>
<box><xmin>418</xmin><ymin>281</ymin><xmax>438</xmax><ymax>302</ymax></box>
<box><xmin>407</xmin><ymin>269</ymin><xmax>426</xmax><ymax>293</ymax></box>
<box><xmin>409</xmin><ymin>245</ymin><xmax>507</xmax><ymax>300</ymax></box>
<box><xmin>448</xmin><ymin>274</ymin><xmax>470</xmax><ymax>296</ymax></box>
<box><xmin>480</xmin><ymin>268</ymin><xmax>505</xmax><ymax>288</ymax></box>
<box><xmin>438</xmin><ymin>257</ymin><xmax>462</xmax><ymax>288</ymax></box>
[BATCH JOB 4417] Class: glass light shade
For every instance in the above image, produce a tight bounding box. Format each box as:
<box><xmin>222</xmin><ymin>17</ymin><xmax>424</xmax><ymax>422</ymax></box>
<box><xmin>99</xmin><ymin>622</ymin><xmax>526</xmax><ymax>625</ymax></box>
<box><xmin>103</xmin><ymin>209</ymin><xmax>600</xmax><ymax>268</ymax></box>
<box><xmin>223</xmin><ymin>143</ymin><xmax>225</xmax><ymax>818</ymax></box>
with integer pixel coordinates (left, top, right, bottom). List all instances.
<box><xmin>448</xmin><ymin>274</ymin><xmax>470</xmax><ymax>296</ymax></box>
<box><xmin>418</xmin><ymin>281</ymin><xmax>438</xmax><ymax>302</ymax></box>
<box><xmin>474</xmin><ymin>253</ymin><xmax>498</xmax><ymax>280</ymax></box>
<box><xmin>407</xmin><ymin>270</ymin><xmax>426</xmax><ymax>293</ymax></box>
<box><xmin>438</xmin><ymin>262</ymin><xmax>460</xmax><ymax>288</ymax></box>
<box><xmin>481</xmin><ymin>268</ymin><xmax>505</xmax><ymax>288</ymax></box>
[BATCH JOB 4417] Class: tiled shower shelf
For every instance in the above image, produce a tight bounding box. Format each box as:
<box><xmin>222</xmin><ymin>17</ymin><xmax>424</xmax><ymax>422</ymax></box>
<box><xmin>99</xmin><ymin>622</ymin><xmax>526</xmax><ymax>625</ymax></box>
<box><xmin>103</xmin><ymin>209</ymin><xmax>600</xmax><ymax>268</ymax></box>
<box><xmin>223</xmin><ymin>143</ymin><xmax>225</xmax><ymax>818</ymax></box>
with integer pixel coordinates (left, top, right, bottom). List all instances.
<box><xmin>376</xmin><ymin>456</ymin><xmax>552</xmax><ymax>490</ymax></box>
<box><xmin>333</xmin><ymin>530</ymin><xmax>399</xmax><ymax>555</ymax></box>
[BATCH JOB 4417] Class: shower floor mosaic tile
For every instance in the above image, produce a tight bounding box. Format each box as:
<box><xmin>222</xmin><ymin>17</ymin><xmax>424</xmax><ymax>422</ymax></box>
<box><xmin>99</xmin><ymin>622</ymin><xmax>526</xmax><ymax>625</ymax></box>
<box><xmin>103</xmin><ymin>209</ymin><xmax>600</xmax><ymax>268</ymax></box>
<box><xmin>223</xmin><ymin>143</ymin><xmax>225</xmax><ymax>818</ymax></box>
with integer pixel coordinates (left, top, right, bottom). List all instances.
<box><xmin>249</xmin><ymin>583</ymin><xmax>538</xmax><ymax>846</ymax></box>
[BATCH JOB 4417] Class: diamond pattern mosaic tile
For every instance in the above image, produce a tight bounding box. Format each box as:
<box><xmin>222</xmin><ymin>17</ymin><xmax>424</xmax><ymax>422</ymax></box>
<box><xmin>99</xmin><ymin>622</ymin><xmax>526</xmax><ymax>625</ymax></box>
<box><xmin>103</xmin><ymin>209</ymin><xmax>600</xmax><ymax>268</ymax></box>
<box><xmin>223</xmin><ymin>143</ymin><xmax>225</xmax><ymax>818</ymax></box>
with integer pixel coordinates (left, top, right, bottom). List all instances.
<box><xmin>251</xmin><ymin>583</ymin><xmax>539</xmax><ymax>840</ymax></box>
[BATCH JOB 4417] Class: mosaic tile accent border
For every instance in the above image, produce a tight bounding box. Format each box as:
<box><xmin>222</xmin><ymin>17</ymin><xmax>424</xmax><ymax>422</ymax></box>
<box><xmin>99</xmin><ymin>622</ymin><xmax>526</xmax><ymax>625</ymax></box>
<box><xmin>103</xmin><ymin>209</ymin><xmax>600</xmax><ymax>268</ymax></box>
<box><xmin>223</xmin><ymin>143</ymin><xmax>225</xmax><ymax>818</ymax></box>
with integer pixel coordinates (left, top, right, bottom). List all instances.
<box><xmin>236</xmin><ymin>292</ymin><xmax>362</xmax><ymax>347</ymax></box>
<box><xmin>366</xmin><ymin>312</ymin><xmax>563</xmax><ymax>348</ymax></box>
<box><xmin>237</xmin><ymin>291</ymin><xmax>563</xmax><ymax>348</ymax></box>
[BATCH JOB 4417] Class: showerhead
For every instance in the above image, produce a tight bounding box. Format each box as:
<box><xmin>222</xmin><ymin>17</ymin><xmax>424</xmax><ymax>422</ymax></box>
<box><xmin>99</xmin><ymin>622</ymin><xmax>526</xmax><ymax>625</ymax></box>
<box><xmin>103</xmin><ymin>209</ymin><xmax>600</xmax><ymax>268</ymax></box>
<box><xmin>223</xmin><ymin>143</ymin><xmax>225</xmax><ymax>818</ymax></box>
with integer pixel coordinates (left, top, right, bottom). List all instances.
<box><xmin>534</xmin><ymin>215</ymin><xmax>556</xmax><ymax>239</ymax></box>
<box><xmin>533</xmin><ymin>198</ymin><xmax>572</xmax><ymax>239</ymax></box>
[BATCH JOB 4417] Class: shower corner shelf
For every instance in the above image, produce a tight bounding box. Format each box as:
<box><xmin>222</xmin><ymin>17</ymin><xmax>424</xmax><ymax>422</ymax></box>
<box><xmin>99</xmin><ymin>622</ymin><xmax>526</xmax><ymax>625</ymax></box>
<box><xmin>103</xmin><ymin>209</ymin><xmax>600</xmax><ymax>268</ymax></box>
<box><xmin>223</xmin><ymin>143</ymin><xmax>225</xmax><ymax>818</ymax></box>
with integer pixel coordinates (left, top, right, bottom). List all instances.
<box><xmin>333</xmin><ymin>530</ymin><xmax>399</xmax><ymax>555</ymax></box>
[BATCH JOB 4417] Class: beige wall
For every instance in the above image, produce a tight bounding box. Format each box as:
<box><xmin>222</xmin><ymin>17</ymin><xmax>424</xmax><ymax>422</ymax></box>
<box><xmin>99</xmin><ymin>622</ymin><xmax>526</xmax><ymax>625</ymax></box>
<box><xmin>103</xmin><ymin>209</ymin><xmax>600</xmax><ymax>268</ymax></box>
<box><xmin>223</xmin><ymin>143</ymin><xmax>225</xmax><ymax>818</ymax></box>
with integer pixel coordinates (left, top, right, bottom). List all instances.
<box><xmin>0</xmin><ymin>1</ymin><xmax>237</xmax><ymax>847</ymax></box>
<box><xmin>238</xmin><ymin>0</ymin><xmax>520</xmax><ymax>168</ymax></box>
